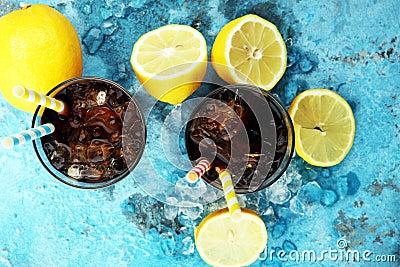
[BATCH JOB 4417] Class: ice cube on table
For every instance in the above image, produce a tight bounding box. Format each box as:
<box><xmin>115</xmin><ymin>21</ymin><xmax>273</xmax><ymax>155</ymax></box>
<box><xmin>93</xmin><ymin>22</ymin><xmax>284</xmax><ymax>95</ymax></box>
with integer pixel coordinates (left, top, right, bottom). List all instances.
<box><xmin>266</xmin><ymin>182</ymin><xmax>291</xmax><ymax>205</ymax></box>
<box><xmin>182</xmin><ymin>236</ymin><xmax>194</xmax><ymax>255</ymax></box>
<box><xmin>163</xmin><ymin>197</ymin><xmax>179</xmax><ymax>221</ymax></box>
<box><xmin>289</xmin><ymin>195</ymin><xmax>305</xmax><ymax>215</ymax></box>
<box><xmin>260</xmin><ymin>206</ymin><xmax>278</xmax><ymax>228</ymax></box>
<box><xmin>321</xmin><ymin>189</ymin><xmax>339</xmax><ymax>207</ymax></box>
<box><xmin>83</xmin><ymin>27</ymin><xmax>104</xmax><ymax>54</ymax></box>
<box><xmin>162</xmin><ymin>104</ymin><xmax>192</xmax><ymax>171</ymax></box>
<box><xmin>159</xmin><ymin>232</ymin><xmax>175</xmax><ymax>256</ymax></box>
<box><xmin>294</xmin><ymin>181</ymin><xmax>323</xmax><ymax>216</ymax></box>
<box><xmin>102</xmin><ymin>19</ymin><xmax>118</xmax><ymax>35</ymax></box>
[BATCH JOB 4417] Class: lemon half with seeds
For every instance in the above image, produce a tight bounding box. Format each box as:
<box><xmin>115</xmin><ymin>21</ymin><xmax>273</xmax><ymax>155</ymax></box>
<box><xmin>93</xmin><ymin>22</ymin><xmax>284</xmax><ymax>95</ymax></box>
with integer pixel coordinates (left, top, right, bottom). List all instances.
<box><xmin>130</xmin><ymin>24</ymin><xmax>208</xmax><ymax>104</ymax></box>
<box><xmin>289</xmin><ymin>89</ymin><xmax>356</xmax><ymax>167</ymax></box>
<box><xmin>195</xmin><ymin>208</ymin><xmax>268</xmax><ymax>267</ymax></box>
<box><xmin>211</xmin><ymin>14</ymin><xmax>286</xmax><ymax>91</ymax></box>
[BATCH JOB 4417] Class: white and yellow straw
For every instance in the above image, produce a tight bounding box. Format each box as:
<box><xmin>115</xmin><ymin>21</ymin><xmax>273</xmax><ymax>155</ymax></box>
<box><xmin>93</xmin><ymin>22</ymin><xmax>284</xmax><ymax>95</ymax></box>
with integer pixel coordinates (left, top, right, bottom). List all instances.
<box><xmin>12</xmin><ymin>86</ymin><xmax>66</xmax><ymax>114</ymax></box>
<box><xmin>186</xmin><ymin>158</ymin><xmax>211</xmax><ymax>183</ymax></box>
<box><xmin>1</xmin><ymin>123</ymin><xmax>55</xmax><ymax>149</ymax></box>
<box><xmin>219</xmin><ymin>170</ymin><xmax>242</xmax><ymax>222</ymax></box>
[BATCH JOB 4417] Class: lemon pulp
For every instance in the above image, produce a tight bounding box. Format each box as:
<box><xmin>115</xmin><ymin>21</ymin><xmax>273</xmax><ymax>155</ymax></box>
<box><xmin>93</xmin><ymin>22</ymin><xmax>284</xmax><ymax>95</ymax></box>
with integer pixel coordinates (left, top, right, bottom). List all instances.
<box><xmin>211</xmin><ymin>14</ymin><xmax>286</xmax><ymax>91</ymax></box>
<box><xmin>289</xmin><ymin>89</ymin><xmax>356</xmax><ymax>166</ymax></box>
<box><xmin>130</xmin><ymin>24</ymin><xmax>207</xmax><ymax>104</ymax></box>
<box><xmin>195</xmin><ymin>208</ymin><xmax>268</xmax><ymax>267</ymax></box>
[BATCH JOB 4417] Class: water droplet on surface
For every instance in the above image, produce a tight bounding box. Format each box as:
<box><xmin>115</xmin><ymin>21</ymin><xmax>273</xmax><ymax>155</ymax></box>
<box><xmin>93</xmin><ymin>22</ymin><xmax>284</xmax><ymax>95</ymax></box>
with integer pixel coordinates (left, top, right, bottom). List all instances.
<box><xmin>271</xmin><ymin>220</ymin><xmax>287</xmax><ymax>239</ymax></box>
<box><xmin>286</xmin><ymin>46</ymin><xmax>300</xmax><ymax>68</ymax></box>
<box><xmin>283</xmin><ymin>240</ymin><xmax>297</xmax><ymax>252</ymax></box>
<box><xmin>346</xmin><ymin>172</ymin><xmax>360</xmax><ymax>195</ymax></box>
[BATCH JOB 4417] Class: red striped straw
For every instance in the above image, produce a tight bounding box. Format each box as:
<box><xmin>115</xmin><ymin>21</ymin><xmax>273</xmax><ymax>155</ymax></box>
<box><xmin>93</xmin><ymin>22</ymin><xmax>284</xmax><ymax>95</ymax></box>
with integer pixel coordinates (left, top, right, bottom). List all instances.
<box><xmin>185</xmin><ymin>158</ymin><xmax>211</xmax><ymax>183</ymax></box>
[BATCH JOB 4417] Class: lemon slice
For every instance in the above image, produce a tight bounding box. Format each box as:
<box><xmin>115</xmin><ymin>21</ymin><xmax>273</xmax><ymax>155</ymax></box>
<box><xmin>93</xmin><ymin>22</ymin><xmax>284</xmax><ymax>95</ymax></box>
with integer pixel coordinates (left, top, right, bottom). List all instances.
<box><xmin>211</xmin><ymin>14</ymin><xmax>286</xmax><ymax>91</ymax></box>
<box><xmin>130</xmin><ymin>24</ymin><xmax>207</xmax><ymax>104</ymax></box>
<box><xmin>289</xmin><ymin>89</ymin><xmax>356</xmax><ymax>167</ymax></box>
<box><xmin>195</xmin><ymin>208</ymin><xmax>267</xmax><ymax>267</ymax></box>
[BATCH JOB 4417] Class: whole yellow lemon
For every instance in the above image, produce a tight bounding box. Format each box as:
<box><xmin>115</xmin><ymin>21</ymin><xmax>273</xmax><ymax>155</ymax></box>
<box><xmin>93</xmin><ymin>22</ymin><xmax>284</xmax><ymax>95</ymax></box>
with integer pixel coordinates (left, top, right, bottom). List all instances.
<box><xmin>0</xmin><ymin>4</ymin><xmax>83</xmax><ymax>113</ymax></box>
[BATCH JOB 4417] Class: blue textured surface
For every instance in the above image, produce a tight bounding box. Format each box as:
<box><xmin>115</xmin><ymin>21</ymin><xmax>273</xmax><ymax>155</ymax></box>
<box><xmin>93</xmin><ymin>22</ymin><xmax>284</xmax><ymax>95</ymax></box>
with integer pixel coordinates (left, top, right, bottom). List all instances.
<box><xmin>0</xmin><ymin>0</ymin><xmax>399</xmax><ymax>266</ymax></box>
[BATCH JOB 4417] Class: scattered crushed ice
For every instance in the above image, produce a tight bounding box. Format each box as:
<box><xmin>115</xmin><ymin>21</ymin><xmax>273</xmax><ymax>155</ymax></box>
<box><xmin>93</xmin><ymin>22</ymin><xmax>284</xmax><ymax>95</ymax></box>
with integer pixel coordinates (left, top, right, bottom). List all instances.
<box><xmin>178</xmin><ymin>201</ymin><xmax>204</xmax><ymax>221</ymax></box>
<box><xmin>102</xmin><ymin>19</ymin><xmax>118</xmax><ymax>35</ymax></box>
<box><xmin>83</xmin><ymin>27</ymin><xmax>104</xmax><ymax>54</ymax></box>
<box><xmin>1</xmin><ymin>0</ymin><xmax>397</xmax><ymax>264</ymax></box>
<box><xmin>260</xmin><ymin>206</ymin><xmax>277</xmax><ymax>228</ymax></box>
<box><xmin>181</xmin><ymin>236</ymin><xmax>194</xmax><ymax>255</ymax></box>
<box><xmin>321</xmin><ymin>189</ymin><xmax>339</xmax><ymax>207</ymax></box>
<box><xmin>266</xmin><ymin>180</ymin><xmax>292</xmax><ymax>205</ymax></box>
<box><xmin>99</xmin><ymin>5</ymin><xmax>112</xmax><ymax>20</ymax></box>
<box><xmin>289</xmin><ymin>196</ymin><xmax>305</xmax><ymax>215</ymax></box>
<box><xmin>163</xmin><ymin>197</ymin><xmax>179</xmax><ymax>221</ymax></box>
<box><xmin>295</xmin><ymin>181</ymin><xmax>323</xmax><ymax>216</ymax></box>
<box><xmin>159</xmin><ymin>232</ymin><xmax>175</xmax><ymax>256</ymax></box>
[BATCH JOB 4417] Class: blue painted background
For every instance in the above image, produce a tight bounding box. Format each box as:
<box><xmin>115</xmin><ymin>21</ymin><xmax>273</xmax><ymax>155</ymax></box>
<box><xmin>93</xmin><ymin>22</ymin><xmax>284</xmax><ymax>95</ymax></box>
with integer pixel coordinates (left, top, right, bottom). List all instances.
<box><xmin>0</xmin><ymin>0</ymin><xmax>399</xmax><ymax>266</ymax></box>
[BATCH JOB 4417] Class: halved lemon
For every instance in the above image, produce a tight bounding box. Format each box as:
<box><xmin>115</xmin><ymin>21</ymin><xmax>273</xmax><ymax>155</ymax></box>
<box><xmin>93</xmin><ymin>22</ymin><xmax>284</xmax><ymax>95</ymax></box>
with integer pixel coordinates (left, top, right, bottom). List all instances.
<box><xmin>195</xmin><ymin>208</ymin><xmax>267</xmax><ymax>267</ymax></box>
<box><xmin>289</xmin><ymin>89</ymin><xmax>356</xmax><ymax>167</ymax></box>
<box><xmin>211</xmin><ymin>14</ymin><xmax>286</xmax><ymax>91</ymax></box>
<box><xmin>130</xmin><ymin>24</ymin><xmax>207</xmax><ymax>104</ymax></box>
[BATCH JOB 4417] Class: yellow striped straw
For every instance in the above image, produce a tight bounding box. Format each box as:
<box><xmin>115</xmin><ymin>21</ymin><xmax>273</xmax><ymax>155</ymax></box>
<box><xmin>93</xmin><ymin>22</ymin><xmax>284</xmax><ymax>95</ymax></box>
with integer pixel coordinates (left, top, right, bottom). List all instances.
<box><xmin>219</xmin><ymin>170</ymin><xmax>242</xmax><ymax>222</ymax></box>
<box><xmin>12</xmin><ymin>85</ymin><xmax>66</xmax><ymax>114</ymax></box>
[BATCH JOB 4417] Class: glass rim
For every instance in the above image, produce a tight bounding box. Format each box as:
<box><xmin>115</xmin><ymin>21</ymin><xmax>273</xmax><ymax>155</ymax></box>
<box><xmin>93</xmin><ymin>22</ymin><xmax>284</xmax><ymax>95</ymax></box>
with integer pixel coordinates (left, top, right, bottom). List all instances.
<box><xmin>31</xmin><ymin>76</ymin><xmax>147</xmax><ymax>189</ymax></box>
<box><xmin>185</xmin><ymin>83</ymin><xmax>295</xmax><ymax>194</ymax></box>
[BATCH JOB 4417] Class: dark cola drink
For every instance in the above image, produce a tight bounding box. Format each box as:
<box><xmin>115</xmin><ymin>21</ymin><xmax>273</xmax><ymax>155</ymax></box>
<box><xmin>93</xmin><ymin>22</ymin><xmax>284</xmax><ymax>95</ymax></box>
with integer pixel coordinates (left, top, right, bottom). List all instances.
<box><xmin>39</xmin><ymin>78</ymin><xmax>145</xmax><ymax>185</ymax></box>
<box><xmin>185</xmin><ymin>84</ymin><xmax>294</xmax><ymax>194</ymax></box>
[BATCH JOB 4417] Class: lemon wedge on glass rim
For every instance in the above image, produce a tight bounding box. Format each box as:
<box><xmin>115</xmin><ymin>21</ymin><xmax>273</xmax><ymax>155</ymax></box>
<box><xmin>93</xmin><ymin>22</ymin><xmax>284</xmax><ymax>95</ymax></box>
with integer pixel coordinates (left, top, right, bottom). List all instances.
<box><xmin>130</xmin><ymin>24</ymin><xmax>208</xmax><ymax>104</ymax></box>
<box><xmin>194</xmin><ymin>208</ymin><xmax>268</xmax><ymax>267</ymax></box>
<box><xmin>289</xmin><ymin>89</ymin><xmax>356</xmax><ymax>167</ymax></box>
<box><xmin>211</xmin><ymin>14</ymin><xmax>286</xmax><ymax>91</ymax></box>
